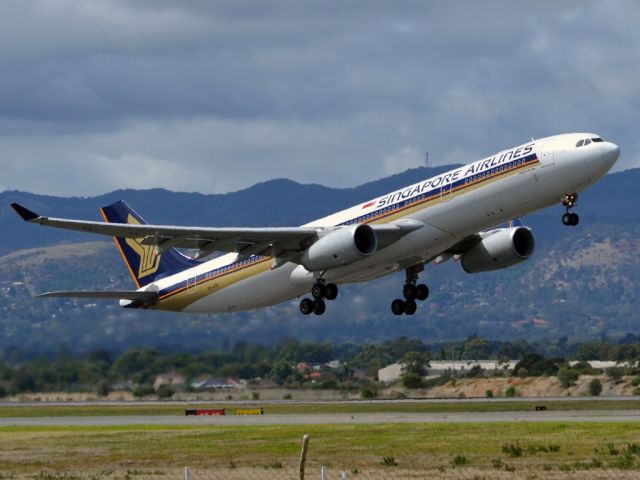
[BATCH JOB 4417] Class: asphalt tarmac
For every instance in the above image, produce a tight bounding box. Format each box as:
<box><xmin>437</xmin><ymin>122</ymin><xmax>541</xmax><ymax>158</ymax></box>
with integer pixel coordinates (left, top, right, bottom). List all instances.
<box><xmin>1</xmin><ymin>409</ymin><xmax>639</xmax><ymax>427</ymax></box>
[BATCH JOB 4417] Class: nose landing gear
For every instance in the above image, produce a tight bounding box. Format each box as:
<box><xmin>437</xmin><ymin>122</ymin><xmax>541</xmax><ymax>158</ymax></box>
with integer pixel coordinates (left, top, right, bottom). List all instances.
<box><xmin>391</xmin><ymin>265</ymin><xmax>429</xmax><ymax>316</ymax></box>
<box><xmin>300</xmin><ymin>280</ymin><xmax>339</xmax><ymax>315</ymax></box>
<box><xmin>561</xmin><ymin>193</ymin><xmax>579</xmax><ymax>226</ymax></box>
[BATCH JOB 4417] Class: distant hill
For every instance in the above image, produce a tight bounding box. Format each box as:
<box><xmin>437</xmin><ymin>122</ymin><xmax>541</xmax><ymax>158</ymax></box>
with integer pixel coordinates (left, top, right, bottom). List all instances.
<box><xmin>1</xmin><ymin>167</ymin><xmax>639</xmax><ymax>354</ymax></box>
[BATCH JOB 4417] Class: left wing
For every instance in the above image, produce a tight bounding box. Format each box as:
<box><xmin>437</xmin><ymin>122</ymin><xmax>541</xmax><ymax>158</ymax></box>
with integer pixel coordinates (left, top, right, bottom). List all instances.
<box><xmin>11</xmin><ymin>203</ymin><xmax>422</xmax><ymax>262</ymax></box>
<box><xmin>12</xmin><ymin>202</ymin><xmax>319</xmax><ymax>260</ymax></box>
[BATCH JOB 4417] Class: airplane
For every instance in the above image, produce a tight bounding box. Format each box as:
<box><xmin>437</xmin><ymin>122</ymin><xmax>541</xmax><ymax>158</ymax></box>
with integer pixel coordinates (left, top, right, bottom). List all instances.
<box><xmin>11</xmin><ymin>132</ymin><xmax>620</xmax><ymax>316</ymax></box>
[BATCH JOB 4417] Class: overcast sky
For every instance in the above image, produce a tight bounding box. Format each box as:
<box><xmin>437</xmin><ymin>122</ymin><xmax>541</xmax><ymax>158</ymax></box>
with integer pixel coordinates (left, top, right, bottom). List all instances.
<box><xmin>0</xmin><ymin>1</ymin><xmax>638</xmax><ymax>196</ymax></box>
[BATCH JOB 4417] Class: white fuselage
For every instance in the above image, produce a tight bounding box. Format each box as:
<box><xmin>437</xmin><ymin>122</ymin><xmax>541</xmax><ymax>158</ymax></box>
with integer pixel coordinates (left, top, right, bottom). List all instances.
<box><xmin>144</xmin><ymin>133</ymin><xmax>619</xmax><ymax>313</ymax></box>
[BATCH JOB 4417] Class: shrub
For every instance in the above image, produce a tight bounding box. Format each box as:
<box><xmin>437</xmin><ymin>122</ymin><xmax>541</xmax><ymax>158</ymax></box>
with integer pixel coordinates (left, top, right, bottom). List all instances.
<box><xmin>502</xmin><ymin>441</ymin><xmax>523</xmax><ymax>457</ymax></box>
<box><xmin>632</xmin><ymin>376</ymin><xmax>640</xmax><ymax>387</ymax></box>
<box><xmin>505</xmin><ymin>386</ymin><xmax>517</xmax><ymax>398</ymax></box>
<box><xmin>252</xmin><ymin>392</ymin><xmax>260</xmax><ymax>400</ymax></box>
<box><xmin>381</xmin><ymin>456</ymin><xmax>398</xmax><ymax>466</ymax></box>
<box><xmin>464</xmin><ymin>365</ymin><xmax>484</xmax><ymax>378</ymax></box>
<box><xmin>606</xmin><ymin>366</ymin><xmax>625</xmax><ymax>383</ymax></box>
<box><xmin>588</xmin><ymin>378</ymin><xmax>603</xmax><ymax>396</ymax></box>
<box><xmin>450</xmin><ymin>454</ymin><xmax>469</xmax><ymax>466</ymax></box>
<box><xmin>557</xmin><ymin>367</ymin><xmax>580</xmax><ymax>388</ymax></box>
<box><xmin>401</xmin><ymin>372</ymin><xmax>425</xmax><ymax>389</ymax></box>
<box><xmin>361</xmin><ymin>385</ymin><xmax>376</xmax><ymax>399</ymax></box>
<box><xmin>156</xmin><ymin>384</ymin><xmax>175</xmax><ymax>399</ymax></box>
<box><xmin>514</xmin><ymin>353</ymin><xmax>563</xmax><ymax>376</ymax></box>
<box><xmin>282</xmin><ymin>393</ymin><xmax>292</xmax><ymax>400</ymax></box>
<box><xmin>95</xmin><ymin>380</ymin><xmax>111</xmax><ymax>397</ymax></box>
<box><xmin>486</xmin><ymin>389</ymin><xmax>494</xmax><ymax>398</ymax></box>
<box><xmin>132</xmin><ymin>383</ymin><xmax>154</xmax><ymax>398</ymax></box>
<box><xmin>573</xmin><ymin>360</ymin><xmax>599</xmax><ymax>375</ymax></box>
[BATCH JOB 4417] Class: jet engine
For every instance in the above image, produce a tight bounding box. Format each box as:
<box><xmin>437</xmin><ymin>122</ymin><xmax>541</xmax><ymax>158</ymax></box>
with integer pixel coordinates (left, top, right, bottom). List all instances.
<box><xmin>461</xmin><ymin>226</ymin><xmax>535</xmax><ymax>273</ymax></box>
<box><xmin>301</xmin><ymin>224</ymin><xmax>377</xmax><ymax>271</ymax></box>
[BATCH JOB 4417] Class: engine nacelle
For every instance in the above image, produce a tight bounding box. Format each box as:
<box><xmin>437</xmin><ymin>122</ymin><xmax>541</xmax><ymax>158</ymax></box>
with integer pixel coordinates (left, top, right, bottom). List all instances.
<box><xmin>461</xmin><ymin>226</ymin><xmax>535</xmax><ymax>273</ymax></box>
<box><xmin>301</xmin><ymin>224</ymin><xmax>377</xmax><ymax>271</ymax></box>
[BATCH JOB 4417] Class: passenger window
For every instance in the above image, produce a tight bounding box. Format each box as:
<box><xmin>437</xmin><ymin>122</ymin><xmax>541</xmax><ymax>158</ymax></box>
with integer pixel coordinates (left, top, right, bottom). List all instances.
<box><xmin>584</xmin><ymin>139</ymin><xmax>592</xmax><ymax>146</ymax></box>
<box><xmin>576</xmin><ymin>140</ymin><xmax>584</xmax><ymax>147</ymax></box>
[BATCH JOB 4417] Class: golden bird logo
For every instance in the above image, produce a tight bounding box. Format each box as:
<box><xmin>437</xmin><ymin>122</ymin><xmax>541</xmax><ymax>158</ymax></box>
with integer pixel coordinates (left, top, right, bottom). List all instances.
<box><xmin>124</xmin><ymin>214</ymin><xmax>161</xmax><ymax>278</ymax></box>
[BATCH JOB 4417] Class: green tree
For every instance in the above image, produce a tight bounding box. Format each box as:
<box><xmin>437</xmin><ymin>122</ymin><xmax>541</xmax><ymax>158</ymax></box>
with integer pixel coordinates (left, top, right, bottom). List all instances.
<box><xmin>111</xmin><ymin>348</ymin><xmax>164</xmax><ymax>384</ymax></box>
<box><xmin>462</xmin><ymin>337</ymin><xmax>492</xmax><ymax>360</ymax></box>
<box><xmin>270</xmin><ymin>360</ymin><xmax>293</xmax><ymax>385</ymax></box>
<box><xmin>401</xmin><ymin>351</ymin><xmax>430</xmax><ymax>376</ymax></box>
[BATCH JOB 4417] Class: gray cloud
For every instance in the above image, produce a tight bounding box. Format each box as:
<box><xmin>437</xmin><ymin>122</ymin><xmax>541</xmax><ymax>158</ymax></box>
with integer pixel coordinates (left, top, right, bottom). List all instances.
<box><xmin>0</xmin><ymin>0</ymin><xmax>638</xmax><ymax>196</ymax></box>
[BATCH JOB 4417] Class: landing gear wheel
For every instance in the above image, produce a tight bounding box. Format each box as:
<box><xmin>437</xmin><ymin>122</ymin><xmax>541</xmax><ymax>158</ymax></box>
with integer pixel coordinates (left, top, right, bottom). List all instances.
<box><xmin>562</xmin><ymin>212</ymin><xmax>580</xmax><ymax>226</ymax></box>
<box><xmin>300</xmin><ymin>298</ymin><xmax>314</xmax><ymax>315</ymax></box>
<box><xmin>404</xmin><ymin>299</ymin><xmax>417</xmax><ymax>315</ymax></box>
<box><xmin>311</xmin><ymin>283</ymin><xmax>326</xmax><ymax>300</ymax></box>
<box><xmin>570</xmin><ymin>213</ymin><xmax>579</xmax><ymax>226</ymax></box>
<box><xmin>324</xmin><ymin>283</ymin><xmax>338</xmax><ymax>301</ymax></box>
<box><xmin>416</xmin><ymin>284</ymin><xmax>429</xmax><ymax>301</ymax></box>
<box><xmin>313</xmin><ymin>299</ymin><xmax>326</xmax><ymax>315</ymax></box>
<box><xmin>391</xmin><ymin>299</ymin><xmax>406</xmax><ymax>315</ymax></box>
<box><xmin>402</xmin><ymin>283</ymin><xmax>417</xmax><ymax>300</ymax></box>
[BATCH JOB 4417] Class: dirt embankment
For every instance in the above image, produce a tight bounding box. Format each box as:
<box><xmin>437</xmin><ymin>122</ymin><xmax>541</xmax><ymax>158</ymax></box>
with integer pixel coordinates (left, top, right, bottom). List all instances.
<box><xmin>7</xmin><ymin>376</ymin><xmax>638</xmax><ymax>402</ymax></box>
<box><xmin>384</xmin><ymin>375</ymin><xmax>637</xmax><ymax>398</ymax></box>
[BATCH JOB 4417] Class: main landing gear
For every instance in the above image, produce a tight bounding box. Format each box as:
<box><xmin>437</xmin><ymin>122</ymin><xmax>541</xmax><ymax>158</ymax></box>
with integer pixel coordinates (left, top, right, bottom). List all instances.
<box><xmin>300</xmin><ymin>280</ymin><xmax>339</xmax><ymax>316</ymax></box>
<box><xmin>391</xmin><ymin>265</ymin><xmax>429</xmax><ymax>316</ymax></box>
<box><xmin>561</xmin><ymin>193</ymin><xmax>580</xmax><ymax>227</ymax></box>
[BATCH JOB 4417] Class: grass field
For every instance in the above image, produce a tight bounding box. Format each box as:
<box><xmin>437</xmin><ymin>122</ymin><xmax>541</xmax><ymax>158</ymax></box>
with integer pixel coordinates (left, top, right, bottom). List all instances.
<box><xmin>1</xmin><ymin>422</ymin><xmax>640</xmax><ymax>478</ymax></box>
<box><xmin>1</xmin><ymin>401</ymin><xmax>639</xmax><ymax>478</ymax></box>
<box><xmin>1</xmin><ymin>398</ymin><xmax>639</xmax><ymax>418</ymax></box>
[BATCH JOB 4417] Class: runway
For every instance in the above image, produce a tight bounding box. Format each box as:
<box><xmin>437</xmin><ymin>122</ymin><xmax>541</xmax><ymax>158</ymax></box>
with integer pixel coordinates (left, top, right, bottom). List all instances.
<box><xmin>1</xmin><ymin>410</ymin><xmax>639</xmax><ymax>427</ymax></box>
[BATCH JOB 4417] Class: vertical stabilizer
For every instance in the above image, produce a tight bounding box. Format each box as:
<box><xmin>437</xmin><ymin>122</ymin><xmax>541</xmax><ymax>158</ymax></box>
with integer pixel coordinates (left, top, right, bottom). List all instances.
<box><xmin>100</xmin><ymin>201</ymin><xmax>198</xmax><ymax>287</ymax></box>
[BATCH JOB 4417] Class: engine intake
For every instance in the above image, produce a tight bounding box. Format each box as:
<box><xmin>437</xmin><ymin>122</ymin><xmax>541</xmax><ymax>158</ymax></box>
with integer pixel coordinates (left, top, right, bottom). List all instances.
<box><xmin>461</xmin><ymin>226</ymin><xmax>535</xmax><ymax>273</ymax></box>
<box><xmin>301</xmin><ymin>224</ymin><xmax>377</xmax><ymax>271</ymax></box>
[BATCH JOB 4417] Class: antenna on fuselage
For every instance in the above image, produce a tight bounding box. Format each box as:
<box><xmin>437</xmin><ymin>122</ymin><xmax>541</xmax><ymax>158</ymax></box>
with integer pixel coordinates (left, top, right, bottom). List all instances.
<box><xmin>425</xmin><ymin>152</ymin><xmax>430</xmax><ymax>168</ymax></box>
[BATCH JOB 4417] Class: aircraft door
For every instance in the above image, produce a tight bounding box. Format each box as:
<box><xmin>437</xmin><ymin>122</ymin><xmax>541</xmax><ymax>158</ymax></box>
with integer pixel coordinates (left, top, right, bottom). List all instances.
<box><xmin>540</xmin><ymin>139</ymin><xmax>556</xmax><ymax>168</ymax></box>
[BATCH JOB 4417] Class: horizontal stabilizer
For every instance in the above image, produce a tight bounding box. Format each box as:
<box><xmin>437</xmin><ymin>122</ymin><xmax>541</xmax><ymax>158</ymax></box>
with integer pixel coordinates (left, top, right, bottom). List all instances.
<box><xmin>37</xmin><ymin>290</ymin><xmax>159</xmax><ymax>302</ymax></box>
<box><xmin>11</xmin><ymin>203</ymin><xmax>40</xmax><ymax>221</ymax></box>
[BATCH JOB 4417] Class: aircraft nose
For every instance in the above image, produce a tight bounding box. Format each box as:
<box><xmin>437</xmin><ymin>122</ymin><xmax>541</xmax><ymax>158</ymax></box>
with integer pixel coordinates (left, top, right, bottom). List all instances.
<box><xmin>605</xmin><ymin>142</ymin><xmax>621</xmax><ymax>166</ymax></box>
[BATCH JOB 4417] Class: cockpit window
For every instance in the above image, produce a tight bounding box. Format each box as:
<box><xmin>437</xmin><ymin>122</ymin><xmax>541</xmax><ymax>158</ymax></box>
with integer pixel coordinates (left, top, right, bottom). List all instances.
<box><xmin>577</xmin><ymin>137</ymin><xmax>604</xmax><ymax>148</ymax></box>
